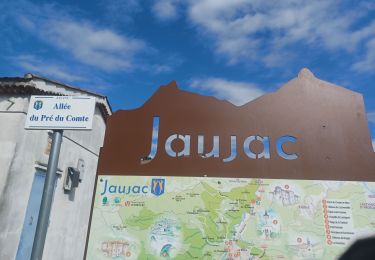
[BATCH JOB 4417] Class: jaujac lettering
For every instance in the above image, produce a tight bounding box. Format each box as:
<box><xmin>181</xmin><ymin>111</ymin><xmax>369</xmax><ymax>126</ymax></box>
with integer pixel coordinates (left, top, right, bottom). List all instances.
<box><xmin>100</xmin><ymin>179</ymin><xmax>149</xmax><ymax>195</ymax></box>
<box><xmin>142</xmin><ymin>116</ymin><xmax>298</xmax><ymax>163</ymax></box>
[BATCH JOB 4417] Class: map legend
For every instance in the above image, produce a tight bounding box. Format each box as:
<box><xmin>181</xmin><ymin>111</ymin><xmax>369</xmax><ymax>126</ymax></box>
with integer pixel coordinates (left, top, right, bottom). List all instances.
<box><xmin>322</xmin><ymin>199</ymin><xmax>355</xmax><ymax>246</ymax></box>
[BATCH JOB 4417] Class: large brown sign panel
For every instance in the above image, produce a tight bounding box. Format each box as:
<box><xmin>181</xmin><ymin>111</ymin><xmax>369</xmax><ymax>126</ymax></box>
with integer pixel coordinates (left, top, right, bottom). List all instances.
<box><xmin>85</xmin><ymin>69</ymin><xmax>375</xmax><ymax>260</ymax></box>
<box><xmin>98</xmin><ymin>69</ymin><xmax>375</xmax><ymax>181</ymax></box>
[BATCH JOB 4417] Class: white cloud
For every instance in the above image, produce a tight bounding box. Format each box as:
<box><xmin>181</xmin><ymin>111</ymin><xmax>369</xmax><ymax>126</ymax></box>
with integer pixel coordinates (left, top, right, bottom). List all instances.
<box><xmin>153</xmin><ymin>0</ymin><xmax>179</xmax><ymax>21</ymax></box>
<box><xmin>190</xmin><ymin>77</ymin><xmax>265</xmax><ymax>106</ymax></box>
<box><xmin>14</xmin><ymin>55</ymin><xmax>85</xmax><ymax>82</ymax></box>
<box><xmin>368</xmin><ymin>112</ymin><xmax>375</xmax><ymax>124</ymax></box>
<box><xmin>8</xmin><ymin>1</ymin><xmax>153</xmax><ymax>72</ymax></box>
<box><xmin>352</xmin><ymin>38</ymin><xmax>375</xmax><ymax>72</ymax></box>
<box><xmin>372</xmin><ymin>139</ymin><xmax>375</xmax><ymax>152</ymax></box>
<box><xmin>43</xmin><ymin>19</ymin><xmax>146</xmax><ymax>71</ymax></box>
<box><xmin>187</xmin><ymin>0</ymin><xmax>375</xmax><ymax>67</ymax></box>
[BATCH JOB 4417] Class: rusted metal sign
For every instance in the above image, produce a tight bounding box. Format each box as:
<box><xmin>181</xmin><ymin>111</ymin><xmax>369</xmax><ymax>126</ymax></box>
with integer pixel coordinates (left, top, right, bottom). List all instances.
<box><xmin>97</xmin><ymin>69</ymin><xmax>374</xmax><ymax>181</ymax></box>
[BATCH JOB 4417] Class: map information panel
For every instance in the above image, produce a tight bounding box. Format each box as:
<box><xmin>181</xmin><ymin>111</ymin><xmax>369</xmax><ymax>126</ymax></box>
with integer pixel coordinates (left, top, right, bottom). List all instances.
<box><xmin>86</xmin><ymin>176</ymin><xmax>375</xmax><ymax>259</ymax></box>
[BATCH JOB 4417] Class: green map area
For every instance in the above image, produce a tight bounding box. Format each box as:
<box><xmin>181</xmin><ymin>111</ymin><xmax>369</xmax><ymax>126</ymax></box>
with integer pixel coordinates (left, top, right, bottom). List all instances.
<box><xmin>86</xmin><ymin>176</ymin><xmax>375</xmax><ymax>259</ymax></box>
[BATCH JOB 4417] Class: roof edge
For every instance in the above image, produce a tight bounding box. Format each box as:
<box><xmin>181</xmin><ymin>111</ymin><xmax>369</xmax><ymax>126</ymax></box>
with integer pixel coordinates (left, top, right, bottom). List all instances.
<box><xmin>0</xmin><ymin>74</ymin><xmax>112</xmax><ymax>119</ymax></box>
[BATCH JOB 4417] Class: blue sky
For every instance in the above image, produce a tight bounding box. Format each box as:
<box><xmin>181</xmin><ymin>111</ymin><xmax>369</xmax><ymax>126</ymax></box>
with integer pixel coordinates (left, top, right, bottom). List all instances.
<box><xmin>1</xmin><ymin>0</ymin><xmax>374</xmax><ymax>149</ymax></box>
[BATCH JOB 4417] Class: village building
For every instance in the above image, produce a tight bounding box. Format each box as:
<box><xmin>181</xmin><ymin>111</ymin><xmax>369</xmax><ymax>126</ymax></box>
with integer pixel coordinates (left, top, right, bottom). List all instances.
<box><xmin>0</xmin><ymin>73</ymin><xmax>111</xmax><ymax>259</ymax></box>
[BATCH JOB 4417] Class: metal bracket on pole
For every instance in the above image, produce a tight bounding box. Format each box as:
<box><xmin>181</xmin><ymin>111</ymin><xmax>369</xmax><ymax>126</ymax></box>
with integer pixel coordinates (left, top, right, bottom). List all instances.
<box><xmin>31</xmin><ymin>130</ymin><xmax>63</xmax><ymax>260</ymax></box>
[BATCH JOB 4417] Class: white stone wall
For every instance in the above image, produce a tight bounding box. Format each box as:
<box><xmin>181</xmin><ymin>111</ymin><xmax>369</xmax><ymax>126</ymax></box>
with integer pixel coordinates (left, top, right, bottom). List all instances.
<box><xmin>0</xmin><ymin>94</ymin><xmax>107</xmax><ymax>260</ymax></box>
<box><xmin>43</xmin><ymin>106</ymin><xmax>105</xmax><ymax>260</ymax></box>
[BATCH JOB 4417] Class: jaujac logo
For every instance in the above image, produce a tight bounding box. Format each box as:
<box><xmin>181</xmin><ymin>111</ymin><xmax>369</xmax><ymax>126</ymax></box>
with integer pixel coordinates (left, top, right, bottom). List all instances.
<box><xmin>151</xmin><ymin>178</ymin><xmax>165</xmax><ymax>196</ymax></box>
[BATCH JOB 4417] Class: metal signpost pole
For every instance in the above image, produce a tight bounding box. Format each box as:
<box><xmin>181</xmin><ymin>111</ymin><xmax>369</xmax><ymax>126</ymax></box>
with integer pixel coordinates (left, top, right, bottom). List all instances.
<box><xmin>30</xmin><ymin>130</ymin><xmax>63</xmax><ymax>260</ymax></box>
